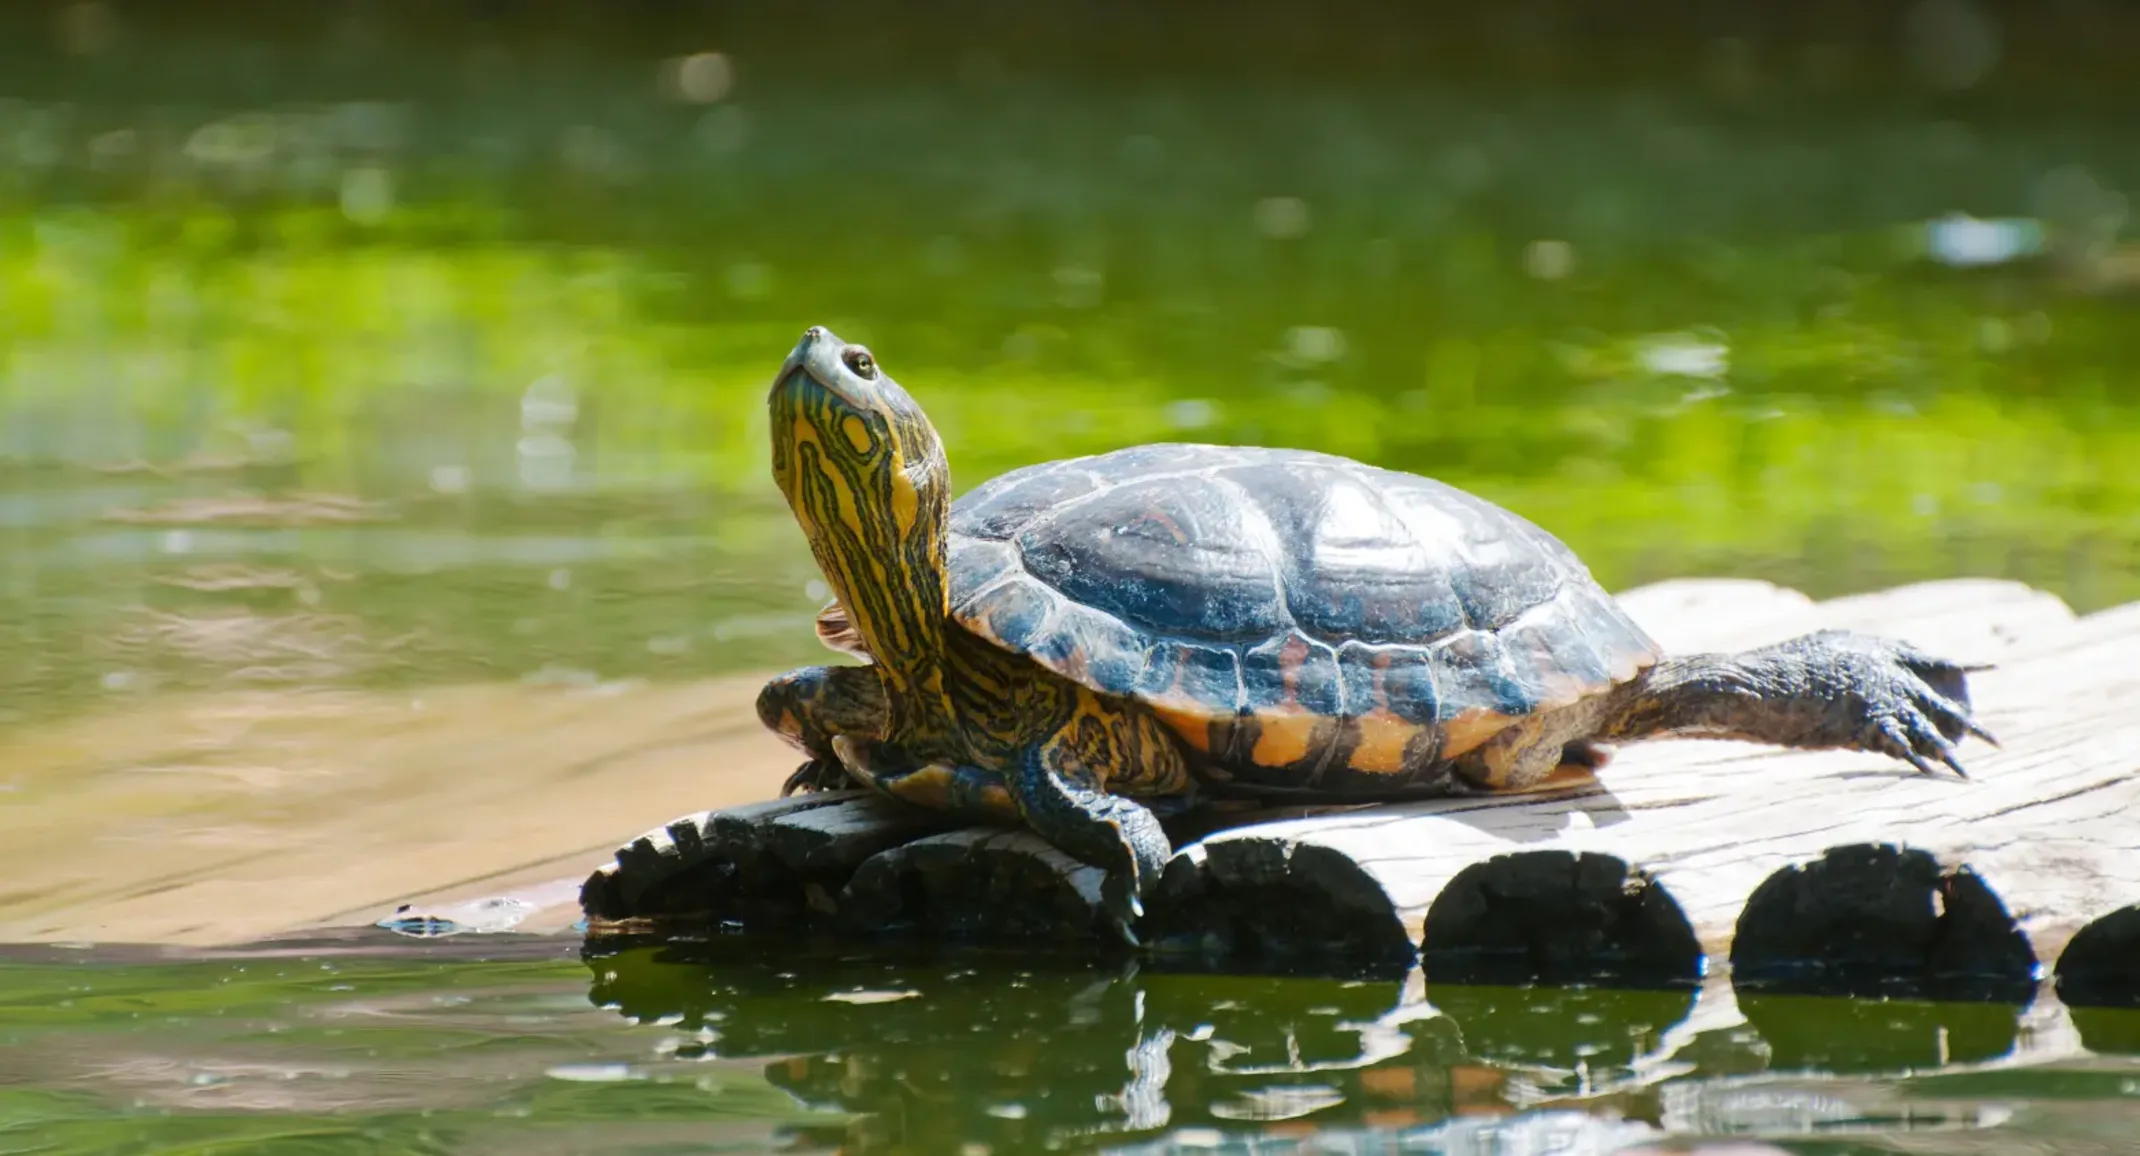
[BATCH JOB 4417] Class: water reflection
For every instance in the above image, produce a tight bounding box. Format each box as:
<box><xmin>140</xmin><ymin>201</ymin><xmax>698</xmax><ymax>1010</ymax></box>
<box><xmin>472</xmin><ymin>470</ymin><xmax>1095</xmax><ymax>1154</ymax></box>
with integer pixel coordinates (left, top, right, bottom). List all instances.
<box><xmin>583</xmin><ymin>937</ymin><xmax>2035</xmax><ymax>1153</ymax></box>
<box><xmin>1740</xmin><ymin>989</ymin><xmax>2026</xmax><ymax>1074</ymax></box>
<box><xmin>588</xmin><ymin>942</ymin><xmax>1449</xmax><ymax>1148</ymax></box>
<box><xmin>3</xmin><ymin>938</ymin><xmax>2121</xmax><ymax>1155</ymax></box>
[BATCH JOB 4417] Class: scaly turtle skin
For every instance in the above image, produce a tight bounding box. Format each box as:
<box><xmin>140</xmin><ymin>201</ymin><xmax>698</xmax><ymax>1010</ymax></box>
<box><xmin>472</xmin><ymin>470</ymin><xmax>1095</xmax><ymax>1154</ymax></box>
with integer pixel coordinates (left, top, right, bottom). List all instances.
<box><xmin>759</xmin><ymin>326</ymin><xmax>1997</xmax><ymax>943</ymax></box>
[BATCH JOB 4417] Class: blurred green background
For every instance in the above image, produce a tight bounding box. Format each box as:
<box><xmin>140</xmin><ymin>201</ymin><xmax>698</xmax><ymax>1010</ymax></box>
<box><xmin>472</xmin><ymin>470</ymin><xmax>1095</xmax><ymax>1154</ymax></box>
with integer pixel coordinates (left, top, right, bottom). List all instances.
<box><xmin>4</xmin><ymin>0</ymin><xmax>2139</xmax><ymax>725</ymax></box>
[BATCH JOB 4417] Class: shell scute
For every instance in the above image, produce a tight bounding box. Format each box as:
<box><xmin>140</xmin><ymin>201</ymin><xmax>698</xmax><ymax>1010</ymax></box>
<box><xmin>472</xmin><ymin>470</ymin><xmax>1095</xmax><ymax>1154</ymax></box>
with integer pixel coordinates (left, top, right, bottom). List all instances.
<box><xmin>1241</xmin><ymin>631</ymin><xmax>1344</xmax><ymax>720</ymax></box>
<box><xmin>1229</xmin><ymin>460</ymin><xmax>1464</xmax><ymax>645</ymax></box>
<box><xmin>1013</xmin><ymin>472</ymin><xmax>1286</xmax><ymax>644</ymax></box>
<box><xmin>957</xmin><ymin>570</ymin><xmax>1055</xmax><ymax>657</ymax></box>
<box><xmin>942</xmin><ymin>443</ymin><xmax>1662</xmax><ymax>781</ymax></box>
<box><xmin>953</xmin><ymin>463</ymin><xmax>1101</xmax><ymax>542</ymax></box>
<box><xmin>1133</xmin><ymin>640</ymin><xmax>1245</xmax><ymax>720</ymax></box>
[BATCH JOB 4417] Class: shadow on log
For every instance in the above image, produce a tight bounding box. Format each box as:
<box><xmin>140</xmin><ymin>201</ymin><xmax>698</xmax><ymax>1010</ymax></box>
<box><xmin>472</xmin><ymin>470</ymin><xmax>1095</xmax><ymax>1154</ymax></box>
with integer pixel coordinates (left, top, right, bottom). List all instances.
<box><xmin>1417</xmin><ymin>851</ymin><xmax>1701</xmax><ymax>988</ymax></box>
<box><xmin>1729</xmin><ymin>843</ymin><xmax>2037</xmax><ymax>1003</ymax></box>
<box><xmin>841</xmin><ymin>828</ymin><xmax>1113</xmax><ymax>944</ymax></box>
<box><xmin>581</xmin><ymin>791</ymin><xmax>955</xmax><ymax>931</ymax></box>
<box><xmin>1146</xmin><ymin>841</ymin><xmax>1416</xmax><ymax>976</ymax></box>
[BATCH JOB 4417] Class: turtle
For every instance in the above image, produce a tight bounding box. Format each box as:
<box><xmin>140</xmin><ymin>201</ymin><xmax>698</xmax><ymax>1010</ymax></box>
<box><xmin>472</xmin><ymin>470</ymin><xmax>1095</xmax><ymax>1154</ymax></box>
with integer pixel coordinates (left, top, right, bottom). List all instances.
<box><xmin>757</xmin><ymin>325</ymin><xmax>1996</xmax><ymax>943</ymax></box>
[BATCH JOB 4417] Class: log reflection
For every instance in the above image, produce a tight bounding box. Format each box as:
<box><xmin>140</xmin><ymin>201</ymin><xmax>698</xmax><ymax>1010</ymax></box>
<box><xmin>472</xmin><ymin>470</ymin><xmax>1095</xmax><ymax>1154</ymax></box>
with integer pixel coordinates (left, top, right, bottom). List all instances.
<box><xmin>582</xmin><ymin>938</ymin><xmax>1708</xmax><ymax>1152</ymax></box>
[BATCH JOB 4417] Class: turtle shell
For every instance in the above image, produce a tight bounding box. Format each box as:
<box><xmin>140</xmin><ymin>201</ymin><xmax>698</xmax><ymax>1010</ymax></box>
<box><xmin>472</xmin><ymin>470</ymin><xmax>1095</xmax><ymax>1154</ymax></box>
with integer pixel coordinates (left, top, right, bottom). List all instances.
<box><xmin>826</xmin><ymin>443</ymin><xmax>1661</xmax><ymax>793</ymax></box>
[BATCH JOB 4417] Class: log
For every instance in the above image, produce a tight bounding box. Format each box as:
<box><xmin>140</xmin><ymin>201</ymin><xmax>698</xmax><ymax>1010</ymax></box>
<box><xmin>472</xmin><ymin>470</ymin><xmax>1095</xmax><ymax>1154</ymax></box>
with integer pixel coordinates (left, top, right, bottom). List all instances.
<box><xmin>580</xmin><ymin>578</ymin><xmax>2140</xmax><ymax>996</ymax></box>
<box><xmin>580</xmin><ymin>791</ymin><xmax>961</xmax><ymax>932</ymax></box>
<box><xmin>842</xmin><ymin>828</ymin><xmax>1114</xmax><ymax>943</ymax></box>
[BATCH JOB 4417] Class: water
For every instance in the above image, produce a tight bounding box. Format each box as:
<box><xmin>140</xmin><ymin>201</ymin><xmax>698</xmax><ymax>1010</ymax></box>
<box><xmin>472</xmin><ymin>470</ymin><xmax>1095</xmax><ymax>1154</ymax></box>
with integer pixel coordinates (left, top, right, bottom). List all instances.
<box><xmin>7</xmin><ymin>934</ymin><xmax>2139</xmax><ymax>1155</ymax></box>
<box><xmin>4</xmin><ymin>3</ymin><xmax>2140</xmax><ymax>1151</ymax></box>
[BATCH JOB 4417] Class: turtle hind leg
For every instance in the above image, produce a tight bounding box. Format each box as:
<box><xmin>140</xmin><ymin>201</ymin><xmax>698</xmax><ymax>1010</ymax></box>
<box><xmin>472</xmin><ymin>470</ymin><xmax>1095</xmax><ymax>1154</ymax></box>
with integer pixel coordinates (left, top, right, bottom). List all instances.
<box><xmin>1596</xmin><ymin>629</ymin><xmax>1997</xmax><ymax>778</ymax></box>
<box><xmin>1457</xmin><ymin>706</ymin><xmax>1619</xmax><ymax>794</ymax></box>
<box><xmin>1560</xmin><ymin>739</ymin><xmax>1613</xmax><ymax>772</ymax></box>
<box><xmin>1519</xmin><ymin>740</ymin><xmax>1612</xmax><ymax>793</ymax></box>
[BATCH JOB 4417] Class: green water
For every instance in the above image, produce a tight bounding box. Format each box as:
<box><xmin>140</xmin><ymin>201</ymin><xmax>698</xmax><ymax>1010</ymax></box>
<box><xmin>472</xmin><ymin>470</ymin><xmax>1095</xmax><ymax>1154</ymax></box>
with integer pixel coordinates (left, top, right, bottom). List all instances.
<box><xmin>6</xmin><ymin>935</ymin><xmax>2140</xmax><ymax>1155</ymax></box>
<box><xmin>5</xmin><ymin>3</ymin><xmax>2140</xmax><ymax>1152</ymax></box>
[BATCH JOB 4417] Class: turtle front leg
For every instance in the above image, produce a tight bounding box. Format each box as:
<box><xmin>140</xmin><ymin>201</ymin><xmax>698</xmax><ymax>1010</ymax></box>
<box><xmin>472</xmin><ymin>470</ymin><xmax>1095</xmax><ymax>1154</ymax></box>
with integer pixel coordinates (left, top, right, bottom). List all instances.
<box><xmin>1597</xmin><ymin>629</ymin><xmax>1998</xmax><ymax>776</ymax></box>
<box><xmin>1005</xmin><ymin>690</ymin><xmax>1193</xmax><ymax>946</ymax></box>
<box><xmin>755</xmin><ymin>665</ymin><xmax>888</xmax><ymax>795</ymax></box>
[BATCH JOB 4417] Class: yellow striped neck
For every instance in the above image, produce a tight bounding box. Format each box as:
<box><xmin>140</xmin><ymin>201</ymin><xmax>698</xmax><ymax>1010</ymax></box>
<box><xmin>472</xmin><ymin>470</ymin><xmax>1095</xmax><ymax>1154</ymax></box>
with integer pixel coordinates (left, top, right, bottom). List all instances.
<box><xmin>772</xmin><ymin>369</ymin><xmax>960</xmax><ymax>753</ymax></box>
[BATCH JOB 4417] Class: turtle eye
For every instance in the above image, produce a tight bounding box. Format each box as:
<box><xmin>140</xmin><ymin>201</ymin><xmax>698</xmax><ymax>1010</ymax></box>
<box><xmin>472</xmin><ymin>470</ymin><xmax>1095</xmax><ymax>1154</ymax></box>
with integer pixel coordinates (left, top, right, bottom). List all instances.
<box><xmin>842</xmin><ymin>348</ymin><xmax>877</xmax><ymax>380</ymax></box>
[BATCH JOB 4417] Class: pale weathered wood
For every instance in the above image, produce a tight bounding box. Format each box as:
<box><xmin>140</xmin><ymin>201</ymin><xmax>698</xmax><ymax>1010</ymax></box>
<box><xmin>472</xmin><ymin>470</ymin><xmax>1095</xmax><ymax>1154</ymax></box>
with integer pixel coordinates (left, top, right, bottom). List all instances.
<box><xmin>579</xmin><ymin>579</ymin><xmax>2140</xmax><ymax>988</ymax></box>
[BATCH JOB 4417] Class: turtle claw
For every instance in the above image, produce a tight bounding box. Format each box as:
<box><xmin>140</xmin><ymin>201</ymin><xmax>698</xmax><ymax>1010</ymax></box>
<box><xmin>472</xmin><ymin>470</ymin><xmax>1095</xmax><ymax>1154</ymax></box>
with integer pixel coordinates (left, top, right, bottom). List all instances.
<box><xmin>1816</xmin><ymin>632</ymin><xmax>1997</xmax><ymax>781</ymax></box>
<box><xmin>1106</xmin><ymin>898</ymin><xmax>1146</xmax><ymax>950</ymax></box>
<box><xmin>780</xmin><ymin>758</ymin><xmax>850</xmax><ymax>796</ymax></box>
<box><xmin>1874</xmin><ymin>716</ymin><xmax>1963</xmax><ymax>780</ymax></box>
<box><xmin>1913</xmin><ymin>685</ymin><xmax>1994</xmax><ymax>754</ymax></box>
<box><xmin>1098</xmin><ymin>867</ymin><xmax>1152</xmax><ymax>950</ymax></box>
<box><xmin>1880</xmin><ymin>711</ymin><xmax>1942</xmax><ymax>767</ymax></box>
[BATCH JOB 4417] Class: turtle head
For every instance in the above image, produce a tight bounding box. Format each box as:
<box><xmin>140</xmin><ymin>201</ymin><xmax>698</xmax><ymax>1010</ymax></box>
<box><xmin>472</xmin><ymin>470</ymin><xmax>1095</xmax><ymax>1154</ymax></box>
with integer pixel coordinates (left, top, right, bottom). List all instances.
<box><xmin>769</xmin><ymin>327</ymin><xmax>954</xmax><ymax>735</ymax></box>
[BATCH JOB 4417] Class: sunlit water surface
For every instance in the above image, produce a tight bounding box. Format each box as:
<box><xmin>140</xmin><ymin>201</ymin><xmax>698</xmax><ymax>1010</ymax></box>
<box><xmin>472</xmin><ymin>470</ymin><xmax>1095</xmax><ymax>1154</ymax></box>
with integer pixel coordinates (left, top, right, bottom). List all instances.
<box><xmin>6</xmin><ymin>935</ymin><xmax>2140</xmax><ymax>1155</ymax></box>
